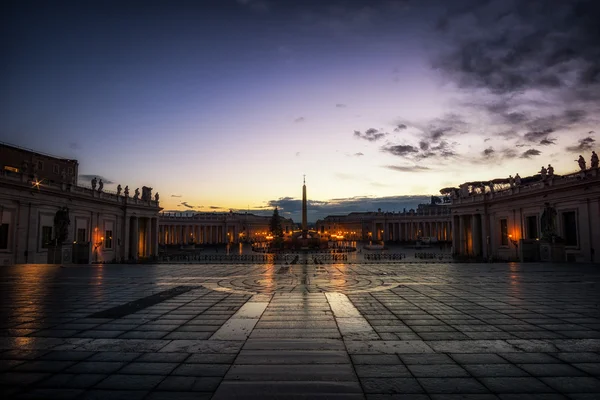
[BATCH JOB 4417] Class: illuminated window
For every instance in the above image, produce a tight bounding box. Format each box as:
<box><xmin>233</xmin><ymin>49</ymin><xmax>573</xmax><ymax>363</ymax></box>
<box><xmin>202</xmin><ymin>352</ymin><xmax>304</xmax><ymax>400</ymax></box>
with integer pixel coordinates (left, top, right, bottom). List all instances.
<box><xmin>500</xmin><ymin>219</ymin><xmax>508</xmax><ymax>246</ymax></box>
<box><xmin>105</xmin><ymin>230</ymin><xmax>113</xmax><ymax>249</ymax></box>
<box><xmin>3</xmin><ymin>166</ymin><xmax>19</xmax><ymax>173</ymax></box>
<box><xmin>41</xmin><ymin>226</ymin><xmax>53</xmax><ymax>248</ymax></box>
<box><xmin>0</xmin><ymin>224</ymin><xmax>8</xmax><ymax>249</ymax></box>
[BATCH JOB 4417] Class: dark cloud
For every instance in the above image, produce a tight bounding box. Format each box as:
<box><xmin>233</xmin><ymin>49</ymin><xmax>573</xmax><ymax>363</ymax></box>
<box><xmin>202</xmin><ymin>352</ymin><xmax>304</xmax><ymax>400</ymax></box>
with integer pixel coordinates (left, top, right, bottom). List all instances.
<box><xmin>381</xmin><ymin>144</ymin><xmax>419</xmax><ymax>157</ymax></box>
<box><xmin>435</xmin><ymin>0</ymin><xmax>599</xmax><ymax>144</ymax></box>
<box><xmin>385</xmin><ymin>165</ymin><xmax>430</xmax><ymax>172</ymax></box>
<box><xmin>354</xmin><ymin>128</ymin><xmax>387</xmax><ymax>142</ymax></box>
<box><xmin>354</xmin><ymin>152</ymin><xmax>364</xmax><ymax>157</ymax></box>
<box><xmin>180</xmin><ymin>202</ymin><xmax>197</xmax><ymax>209</ymax></box>
<box><xmin>539</xmin><ymin>138</ymin><xmax>556</xmax><ymax>146</ymax></box>
<box><xmin>336</xmin><ymin>103</ymin><xmax>347</xmax><ymax>108</ymax></box>
<box><xmin>566</xmin><ymin>136</ymin><xmax>596</xmax><ymax>152</ymax></box>
<box><xmin>78</xmin><ymin>174</ymin><xmax>114</xmax><ymax>184</ymax></box>
<box><xmin>436</xmin><ymin>1</ymin><xmax>600</xmax><ymax>94</ymax></box>
<box><xmin>209</xmin><ymin>206</ymin><xmax>222</xmax><ymax>210</ymax></box>
<box><xmin>483</xmin><ymin>147</ymin><xmax>495</xmax><ymax>156</ymax></box>
<box><xmin>263</xmin><ymin>194</ymin><xmax>433</xmax><ymax>222</ymax></box>
<box><xmin>521</xmin><ymin>149</ymin><xmax>542</xmax><ymax>158</ymax></box>
<box><xmin>393</xmin><ymin>124</ymin><xmax>407</xmax><ymax>132</ymax></box>
<box><xmin>294</xmin><ymin>117</ymin><xmax>305</xmax><ymax>123</ymax></box>
<box><xmin>502</xmin><ymin>148</ymin><xmax>518</xmax><ymax>159</ymax></box>
<box><xmin>419</xmin><ymin>141</ymin><xmax>429</xmax><ymax>151</ymax></box>
<box><xmin>171</xmin><ymin>194</ymin><xmax>182</xmax><ymax>197</ymax></box>
<box><xmin>524</xmin><ymin>128</ymin><xmax>553</xmax><ymax>143</ymax></box>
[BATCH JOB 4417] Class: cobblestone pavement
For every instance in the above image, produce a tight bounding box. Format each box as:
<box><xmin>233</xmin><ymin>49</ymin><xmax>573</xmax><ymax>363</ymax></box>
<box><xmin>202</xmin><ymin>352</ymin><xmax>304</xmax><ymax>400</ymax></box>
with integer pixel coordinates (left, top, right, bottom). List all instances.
<box><xmin>1</xmin><ymin>262</ymin><xmax>599</xmax><ymax>399</ymax></box>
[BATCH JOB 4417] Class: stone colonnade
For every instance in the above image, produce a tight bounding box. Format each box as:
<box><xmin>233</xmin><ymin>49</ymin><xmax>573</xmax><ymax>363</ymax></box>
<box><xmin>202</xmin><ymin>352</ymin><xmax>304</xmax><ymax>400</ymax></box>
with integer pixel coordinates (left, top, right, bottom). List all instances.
<box><xmin>372</xmin><ymin>220</ymin><xmax>452</xmax><ymax>242</ymax></box>
<box><xmin>452</xmin><ymin>213</ymin><xmax>486</xmax><ymax>258</ymax></box>
<box><xmin>125</xmin><ymin>215</ymin><xmax>159</xmax><ymax>261</ymax></box>
<box><xmin>159</xmin><ymin>224</ymin><xmax>235</xmax><ymax>245</ymax></box>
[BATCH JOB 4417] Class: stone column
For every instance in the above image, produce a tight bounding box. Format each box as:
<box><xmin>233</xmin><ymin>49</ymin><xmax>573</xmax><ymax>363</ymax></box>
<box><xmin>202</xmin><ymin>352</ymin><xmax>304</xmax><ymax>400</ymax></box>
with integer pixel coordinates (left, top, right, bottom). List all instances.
<box><xmin>145</xmin><ymin>218</ymin><xmax>152</xmax><ymax>257</ymax></box>
<box><xmin>472</xmin><ymin>214</ymin><xmax>480</xmax><ymax>257</ymax></box>
<box><xmin>481</xmin><ymin>213</ymin><xmax>488</xmax><ymax>259</ymax></box>
<box><xmin>131</xmin><ymin>216</ymin><xmax>139</xmax><ymax>261</ymax></box>
<box><xmin>152</xmin><ymin>218</ymin><xmax>158</xmax><ymax>257</ymax></box>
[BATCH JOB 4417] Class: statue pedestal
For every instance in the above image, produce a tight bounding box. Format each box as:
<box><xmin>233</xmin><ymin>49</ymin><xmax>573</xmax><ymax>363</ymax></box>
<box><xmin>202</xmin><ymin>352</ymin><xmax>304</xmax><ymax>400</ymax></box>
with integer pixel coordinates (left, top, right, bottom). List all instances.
<box><xmin>47</xmin><ymin>245</ymin><xmax>73</xmax><ymax>264</ymax></box>
<box><xmin>519</xmin><ymin>239</ymin><xmax>540</xmax><ymax>262</ymax></box>
<box><xmin>539</xmin><ymin>242</ymin><xmax>565</xmax><ymax>262</ymax></box>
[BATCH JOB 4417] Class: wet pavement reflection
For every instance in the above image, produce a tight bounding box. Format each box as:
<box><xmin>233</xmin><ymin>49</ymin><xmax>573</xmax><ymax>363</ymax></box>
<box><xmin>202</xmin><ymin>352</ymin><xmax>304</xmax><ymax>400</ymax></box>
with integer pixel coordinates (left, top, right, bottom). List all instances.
<box><xmin>0</xmin><ymin>262</ymin><xmax>599</xmax><ymax>398</ymax></box>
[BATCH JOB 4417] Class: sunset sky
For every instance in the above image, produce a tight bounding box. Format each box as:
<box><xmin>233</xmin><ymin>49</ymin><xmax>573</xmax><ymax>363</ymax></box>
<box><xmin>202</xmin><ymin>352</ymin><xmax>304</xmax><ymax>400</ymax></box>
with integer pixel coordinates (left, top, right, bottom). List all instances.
<box><xmin>2</xmin><ymin>0</ymin><xmax>598</xmax><ymax>222</ymax></box>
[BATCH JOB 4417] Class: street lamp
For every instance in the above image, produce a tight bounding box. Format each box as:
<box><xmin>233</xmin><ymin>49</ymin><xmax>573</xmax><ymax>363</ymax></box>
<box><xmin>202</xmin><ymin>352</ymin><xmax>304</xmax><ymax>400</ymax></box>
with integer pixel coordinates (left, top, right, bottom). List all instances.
<box><xmin>508</xmin><ymin>234</ymin><xmax>519</xmax><ymax>261</ymax></box>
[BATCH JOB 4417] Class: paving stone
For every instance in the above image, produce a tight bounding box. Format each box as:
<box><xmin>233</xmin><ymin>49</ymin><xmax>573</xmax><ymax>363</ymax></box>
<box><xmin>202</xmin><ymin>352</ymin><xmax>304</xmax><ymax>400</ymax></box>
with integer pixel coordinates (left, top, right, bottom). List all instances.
<box><xmin>418</xmin><ymin>377</ymin><xmax>489</xmax><ymax>394</ymax></box>
<box><xmin>463</xmin><ymin>364</ymin><xmax>529</xmax><ymax>377</ymax></box>
<box><xmin>16</xmin><ymin>388</ymin><xmax>84</xmax><ymax>399</ymax></box>
<box><xmin>135</xmin><ymin>352</ymin><xmax>190</xmax><ymax>363</ymax></box>
<box><xmin>351</xmin><ymin>354</ymin><xmax>401</xmax><ymax>365</ymax></box>
<box><xmin>517</xmin><ymin>363</ymin><xmax>587</xmax><ymax>377</ymax></box>
<box><xmin>172</xmin><ymin>363</ymin><xmax>230</xmax><ymax>377</ymax></box>
<box><xmin>212</xmin><ymin>381</ymin><xmax>364</xmax><ymax>399</ymax></box>
<box><xmin>118</xmin><ymin>362</ymin><xmax>179</xmax><ymax>375</ymax></box>
<box><xmin>539</xmin><ymin>377</ymin><xmax>600</xmax><ymax>393</ymax></box>
<box><xmin>0</xmin><ymin>372</ymin><xmax>51</xmax><ymax>386</ymax></box>
<box><xmin>450</xmin><ymin>353</ymin><xmax>508</xmax><ymax>364</ymax></box>
<box><xmin>408</xmin><ymin>364</ymin><xmax>470</xmax><ymax>377</ymax></box>
<box><xmin>38</xmin><ymin>351</ymin><xmax>96</xmax><ymax>361</ymax></box>
<box><xmin>38</xmin><ymin>373</ymin><xmax>107</xmax><ymax>388</ymax></box>
<box><xmin>94</xmin><ymin>374</ymin><xmax>165</xmax><ymax>390</ymax></box>
<box><xmin>225</xmin><ymin>364</ymin><xmax>356</xmax><ymax>381</ymax></box>
<box><xmin>360</xmin><ymin>377</ymin><xmax>424</xmax><ymax>394</ymax></box>
<box><xmin>156</xmin><ymin>376</ymin><xmax>222</xmax><ymax>391</ymax></box>
<box><xmin>400</xmin><ymin>354</ymin><xmax>456</xmax><ymax>364</ymax></box>
<box><xmin>555</xmin><ymin>352</ymin><xmax>600</xmax><ymax>363</ymax></box>
<box><xmin>479</xmin><ymin>377</ymin><xmax>555</xmax><ymax>393</ymax></box>
<box><xmin>81</xmin><ymin>389</ymin><xmax>149</xmax><ymax>399</ymax></box>
<box><xmin>354</xmin><ymin>364</ymin><xmax>412</xmax><ymax>378</ymax></box>
<box><xmin>235</xmin><ymin>350</ymin><xmax>350</xmax><ymax>364</ymax></box>
<box><xmin>66</xmin><ymin>361</ymin><xmax>126</xmax><ymax>374</ymax></box>
<box><xmin>13</xmin><ymin>360</ymin><xmax>74</xmax><ymax>372</ymax></box>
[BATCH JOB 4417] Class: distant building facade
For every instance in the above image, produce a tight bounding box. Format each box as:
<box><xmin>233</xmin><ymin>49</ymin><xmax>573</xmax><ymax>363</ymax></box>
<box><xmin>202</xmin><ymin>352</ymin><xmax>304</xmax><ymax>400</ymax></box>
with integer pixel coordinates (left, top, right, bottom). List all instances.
<box><xmin>158</xmin><ymin>212</ymin><xmax>294</xmax><ymax>245</ymax></box>
<box><xmin>0</xmin><ymin>145</ymin><xmax>160</xmax><ymax>265</ymax></box>
<box><xmin>1</xmin><ymin>143</ymin><xmax>79</xmax><ymax>185</ymax></box>
<box><xmin>316</xmin><ymin>203</ymin><xmax>452</xmax><ymax>242</ymax></box>
<box><xmin>449</xmin><ymin>167</ymin><xmax>600</xmax><ymax>263</ymax></box>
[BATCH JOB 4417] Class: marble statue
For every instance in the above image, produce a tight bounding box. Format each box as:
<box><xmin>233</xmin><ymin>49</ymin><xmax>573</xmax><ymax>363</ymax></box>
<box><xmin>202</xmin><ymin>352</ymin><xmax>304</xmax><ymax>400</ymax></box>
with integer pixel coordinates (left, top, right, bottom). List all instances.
<box><xmin>117</xmin><ymin>184</ymin><xmax>122</xmax><ymax>196</ymax></box>
<box><xmin>124</xmin><ymin>186</ymin><xmax>129</xmax><ymax>197</ymax></box>
<box><xmin>141</xmin><ymin>186</ymin><xmax>153</xmax><ymax>201</ymax></box>
<box><xmin>547</xmin><ymin>164</ymin><xmax>554</xmax><ymax>177</ymax></box>
<box><xmin>155</xmin><ymin>192</ymin><xmax>159</xmax><ymax>202</ymax></box>
<box><xmin>540</xmin><ymin>202</ymin><xmax>558</xmax><ymax>241</ymax></box>
<box><xmin>134</xmin><ymin>188</ymin><xmax>140</xmax><ymax>200</ymax></box>
<box><xmin>98</xmin><ymin>179</ymin><xmax>103</xmax><ymax>192</ymax></box>
<box><xmin>509</xmin><ymin>175</ymin><xmax>514</xmax><ymax>187</ymax></box>
<box><xmin>515</xmin><ymin>173</ymin><xmax>521</xmax><ymax>186</ymax></box>
<box><xmin>53</xmin><ymin>207</ymin><xmax>70</xmax><ymax>245</ymax></box>
<box><xmin>577</xmin><ymin>155</ymin><xmax>586</xmax><ymax>170</ymax></box>
<box><xmin>591</xmin><ymin>151</ymin><xmax>599</xmax><ymax>168</ymax></box>
<box><xmin>540</xmin><ymin>166</ymin><xmax>547</xmax><ymax>180</ymax></box>
<box><xmin>91</xmin><ymin>177</ymin><xmax>97</xmax><ymax>190</ymax></box>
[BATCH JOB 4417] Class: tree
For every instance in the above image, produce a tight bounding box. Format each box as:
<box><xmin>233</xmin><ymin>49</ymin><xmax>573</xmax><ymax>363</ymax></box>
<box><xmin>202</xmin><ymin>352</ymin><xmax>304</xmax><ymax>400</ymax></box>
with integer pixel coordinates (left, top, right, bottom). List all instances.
<box><xmin>269</xmin><ymin>207</ymin><xmax>284</xmax><ymax>238</ymax></box>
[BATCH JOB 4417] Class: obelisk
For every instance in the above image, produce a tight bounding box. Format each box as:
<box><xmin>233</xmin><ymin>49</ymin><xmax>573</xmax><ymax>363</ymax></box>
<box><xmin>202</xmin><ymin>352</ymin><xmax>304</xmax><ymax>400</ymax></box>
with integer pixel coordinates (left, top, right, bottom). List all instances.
<box><xmin>302</xmin><ymin>175</ymin><xmax>307</xmax><ymax>239</ymax></box>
